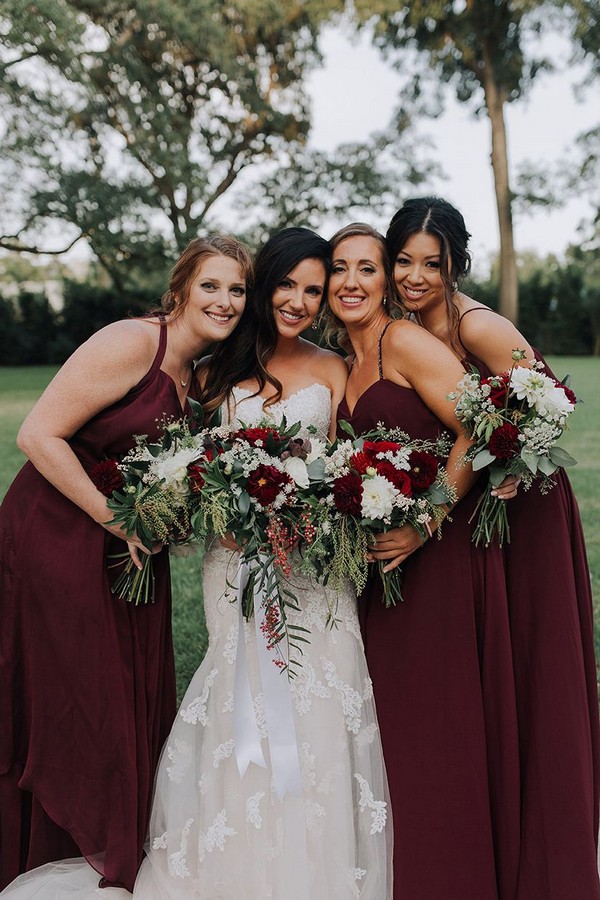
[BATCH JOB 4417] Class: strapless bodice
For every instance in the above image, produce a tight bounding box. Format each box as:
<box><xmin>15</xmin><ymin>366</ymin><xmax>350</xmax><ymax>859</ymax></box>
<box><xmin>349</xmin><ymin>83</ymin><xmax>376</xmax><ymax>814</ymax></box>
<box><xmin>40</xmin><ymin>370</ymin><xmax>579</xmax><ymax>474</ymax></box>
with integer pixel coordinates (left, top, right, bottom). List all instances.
<box><xmin>221</xmin><ymin>382</ymin><xmax>331</xmax><ymax>439</ymax></box>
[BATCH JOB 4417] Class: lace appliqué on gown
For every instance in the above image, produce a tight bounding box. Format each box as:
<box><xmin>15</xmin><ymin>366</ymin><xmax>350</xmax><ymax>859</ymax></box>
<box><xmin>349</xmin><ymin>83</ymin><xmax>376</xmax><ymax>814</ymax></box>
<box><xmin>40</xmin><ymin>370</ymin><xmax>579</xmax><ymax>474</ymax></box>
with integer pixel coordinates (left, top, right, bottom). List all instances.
<box><xmin>137</xmin><ymin>383</ymin><xmax>392</xmax><ymax>899</ymax></box>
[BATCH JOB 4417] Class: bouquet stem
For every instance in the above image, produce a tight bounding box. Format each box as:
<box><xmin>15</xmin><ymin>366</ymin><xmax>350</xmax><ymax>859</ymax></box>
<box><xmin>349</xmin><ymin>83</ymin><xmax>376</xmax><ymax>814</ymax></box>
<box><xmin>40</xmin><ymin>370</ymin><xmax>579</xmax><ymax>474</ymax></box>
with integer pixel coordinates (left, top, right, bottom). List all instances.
<box><xmin>470</xmin><ymin>490</ymin><xmax>511</xmax><ymax>548</ymax></box>
<box><xmin>378</xmin><ymin>560</ymin><xmax>404</xmax><ymax>607</ymax></box>
<box><xmin>108</xmin><ymin>552</ymin><xmax>156</xmax><ymax>604</ymax></box>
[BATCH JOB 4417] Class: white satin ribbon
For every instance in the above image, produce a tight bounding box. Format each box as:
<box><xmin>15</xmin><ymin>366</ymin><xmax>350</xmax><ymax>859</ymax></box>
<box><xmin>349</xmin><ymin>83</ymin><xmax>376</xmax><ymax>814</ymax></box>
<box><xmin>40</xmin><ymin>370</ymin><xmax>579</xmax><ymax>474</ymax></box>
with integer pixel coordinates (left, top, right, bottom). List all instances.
<box><xmin>233</xmin><ymin>557</ymin><xmax>303</xmax><ymax>799</ymax></box>
<box><xmin>233</xmin><ymin>561</ymin><xmax>267</xmax><ymax>777</ymax></box>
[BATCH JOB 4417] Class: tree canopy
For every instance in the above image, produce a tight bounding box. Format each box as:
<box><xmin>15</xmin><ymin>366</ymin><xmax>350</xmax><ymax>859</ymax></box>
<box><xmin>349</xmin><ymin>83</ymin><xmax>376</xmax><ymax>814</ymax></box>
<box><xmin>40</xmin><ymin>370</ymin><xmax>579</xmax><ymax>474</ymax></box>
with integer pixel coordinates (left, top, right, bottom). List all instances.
<box><xmin>0</xmin><ymin>0</ymin><xmax>346</xmax><ymax>283</ymax></box>
<box><xmin>351</xmin><ymin>0</ymin><xmax>598</xmax><ymax>325</ymax></box>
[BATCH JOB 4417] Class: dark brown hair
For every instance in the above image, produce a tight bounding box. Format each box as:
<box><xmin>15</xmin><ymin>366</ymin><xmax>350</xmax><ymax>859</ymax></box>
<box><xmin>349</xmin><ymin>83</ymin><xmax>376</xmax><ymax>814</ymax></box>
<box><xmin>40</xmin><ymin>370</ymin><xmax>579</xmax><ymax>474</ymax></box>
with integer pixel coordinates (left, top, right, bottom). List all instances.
<box><xmin>386</xmin><ymin>197</ymin><xmax>472</xmax><ymax>355</ymax></box>
<box><xmin>198</xmin><ymin>227</ymin><xmax>331</xmax><ymax>418</ymax></box>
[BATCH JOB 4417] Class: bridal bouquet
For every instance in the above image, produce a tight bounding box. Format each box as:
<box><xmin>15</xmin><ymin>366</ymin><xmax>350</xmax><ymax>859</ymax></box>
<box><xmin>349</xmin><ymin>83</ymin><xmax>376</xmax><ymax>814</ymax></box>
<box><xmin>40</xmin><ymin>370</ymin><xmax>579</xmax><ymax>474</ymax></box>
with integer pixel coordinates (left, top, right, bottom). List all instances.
<box><xmin>90</xmin><ymin>409</ymin><xmax>207</xmax><ymax>604</ymax></box>
<box><xmin>450</xmin><ymin>350</ymin><xmax>578</xmax><ymax>547</ymax></box>
<box><xmin>193</xmin><ymin>419</ymin><xmax>328</xmax><ymax>671</ymax></box>
<box><xmin>300</xmin><ymin>424</ymin><xmax>456</xmax><ymax>607</ymax></box>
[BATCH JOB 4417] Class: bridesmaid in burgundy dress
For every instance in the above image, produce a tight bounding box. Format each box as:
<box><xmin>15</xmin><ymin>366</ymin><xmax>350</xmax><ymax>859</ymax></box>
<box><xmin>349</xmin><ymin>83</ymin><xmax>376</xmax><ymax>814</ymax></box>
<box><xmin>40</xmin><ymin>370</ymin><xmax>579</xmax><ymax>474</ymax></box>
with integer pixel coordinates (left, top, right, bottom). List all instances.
<box><xmin>383</xmin><ymin>196</ymin><xmax>600</xmax><ymax>899</ymax></box>
<box><xmin>323</xmin><ymin>223</ymin><xmax>525</xmax><ymax>900</ymax></box>
<box><xmin>0</xmin><ymin>236</ymin><xmax>252</xmax><ymax>892</ymax></box>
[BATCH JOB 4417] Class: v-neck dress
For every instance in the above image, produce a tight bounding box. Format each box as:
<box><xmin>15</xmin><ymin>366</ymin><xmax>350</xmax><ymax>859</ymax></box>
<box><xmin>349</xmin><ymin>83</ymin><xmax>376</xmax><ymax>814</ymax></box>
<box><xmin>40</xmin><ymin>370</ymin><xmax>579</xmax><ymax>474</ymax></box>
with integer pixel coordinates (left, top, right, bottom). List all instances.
<box><xmin>0</xmin><ymin>320</ymin><xmax>189</xmax><ymax>891</ymax></box>
<box><xmin>458</xmin><ymin>313</ymin><xmax>600</xmax><ymax>899</ymax></box>
<box><xmin>337</xmin><ymin>370</ymin><xmax>522</xmax><ymax>900</ymax></box>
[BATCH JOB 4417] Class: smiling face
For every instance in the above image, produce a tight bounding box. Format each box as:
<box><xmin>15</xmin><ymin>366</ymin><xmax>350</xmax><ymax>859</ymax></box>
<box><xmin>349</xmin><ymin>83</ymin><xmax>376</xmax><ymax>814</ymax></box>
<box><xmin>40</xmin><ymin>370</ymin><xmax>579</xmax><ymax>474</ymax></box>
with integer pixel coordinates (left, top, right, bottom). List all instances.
<box><xmin>184</xmin><ymin>254</ymin><xmax>247</xmax><ymax>341</ymax></box>
<box><xmin>271</xmin><ymin>257</ymin><xmax>327</xmax><ymax>338</ymax></box>
<box><xmin>393</xmin><ymin>231</ymin><xmax>446</xmax><ymax>314</ymax></box>
<box><xmin>328</xmin><ymin>235</ymin><xmax>387</xmax><ymax>327</ymax></box>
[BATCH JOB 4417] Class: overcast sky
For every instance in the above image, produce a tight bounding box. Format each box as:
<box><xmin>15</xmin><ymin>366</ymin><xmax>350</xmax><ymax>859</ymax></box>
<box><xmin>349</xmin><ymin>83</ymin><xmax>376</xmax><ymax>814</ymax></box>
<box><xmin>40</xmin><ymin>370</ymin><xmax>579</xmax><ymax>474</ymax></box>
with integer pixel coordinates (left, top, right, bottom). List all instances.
<box><xmin>306</xmin><ymin>26</ymin><xmax>596</xmax><ymax>277</ymax></box>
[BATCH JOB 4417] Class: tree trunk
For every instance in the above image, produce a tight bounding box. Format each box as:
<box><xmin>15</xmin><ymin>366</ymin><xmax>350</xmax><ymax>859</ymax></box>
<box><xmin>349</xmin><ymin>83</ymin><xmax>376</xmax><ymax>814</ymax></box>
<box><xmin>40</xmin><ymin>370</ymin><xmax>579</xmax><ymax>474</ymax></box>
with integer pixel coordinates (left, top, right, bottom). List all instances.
<box><xmin>482</xmin><ymin>72</ymin><xmax>519</xmax><ymax>325</ymax></box>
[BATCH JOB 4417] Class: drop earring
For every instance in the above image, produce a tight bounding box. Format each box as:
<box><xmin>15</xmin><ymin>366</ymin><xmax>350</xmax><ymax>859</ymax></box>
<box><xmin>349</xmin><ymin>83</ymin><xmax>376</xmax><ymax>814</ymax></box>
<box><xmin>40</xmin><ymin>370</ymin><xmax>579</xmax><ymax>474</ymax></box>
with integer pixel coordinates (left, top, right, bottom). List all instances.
<box><xmin>452</xmin><ymin>281</ymin><xmax>458</xmax><ymax>292</ymax></box>
<box><xmin>311</xmin><ymin>321</ymin><xmax>318</xmax><ymax>331</ymax></box>
<box><xmin>382</xmin><ymin>296</ymin><xmax>387</xmax><ymax>307</ymax></box>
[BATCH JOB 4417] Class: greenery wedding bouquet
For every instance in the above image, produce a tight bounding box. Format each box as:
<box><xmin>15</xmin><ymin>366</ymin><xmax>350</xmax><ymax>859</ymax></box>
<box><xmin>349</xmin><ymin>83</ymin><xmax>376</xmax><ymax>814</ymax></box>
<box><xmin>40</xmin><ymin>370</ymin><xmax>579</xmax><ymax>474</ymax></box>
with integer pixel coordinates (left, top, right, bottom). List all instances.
<box><xmin>90</xmin><ymin>411</ymin><xmax>207</xmax><ymax>605</ymax></box>
<box><xmin>190</xmin><ymin>418</ymin><xmax>328</xmax><ymax>672</ymax></box>
<box><xmin>450</xmin><ymin>350</ymin><xmax>578</xmax><ymax>547</ymax></box>
<box><xmin>299</xmin><ymin>423</ymin><xmax>456</xmax><ymax>608</ymax></box>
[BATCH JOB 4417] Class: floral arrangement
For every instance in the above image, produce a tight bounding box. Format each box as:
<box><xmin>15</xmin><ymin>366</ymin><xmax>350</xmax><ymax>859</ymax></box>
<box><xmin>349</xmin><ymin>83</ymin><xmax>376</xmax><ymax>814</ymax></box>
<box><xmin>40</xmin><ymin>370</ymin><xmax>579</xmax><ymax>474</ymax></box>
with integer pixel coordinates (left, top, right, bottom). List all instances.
<box><xmin>90</xmin><ymin>412</ymin><xmax>207</xmax><ymax>604</ymax></box>
<box><xmin>193</xmin><ymin>418</ymin><xmax>328</xmax><ymax>672</ymax></box>
<box><xmin>299</xmin><ymin>423</ymin><xmax>456</xmax><ymax>607</ymax></box>
<box><xmin>450</xmin><ymin>350</ymin><xmax>577</xmax><ymax>546</ymax></box>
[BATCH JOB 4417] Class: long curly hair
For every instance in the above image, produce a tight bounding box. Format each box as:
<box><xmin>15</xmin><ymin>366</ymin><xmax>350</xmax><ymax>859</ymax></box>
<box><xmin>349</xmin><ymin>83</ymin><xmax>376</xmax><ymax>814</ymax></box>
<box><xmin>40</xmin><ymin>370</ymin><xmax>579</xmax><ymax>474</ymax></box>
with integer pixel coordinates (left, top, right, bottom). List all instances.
<box><xmin>198</xmin><ymin>227</ymin><xmax>331</xmax><ymax>419</ymax></box>
<box><xmin>385</xmin><ymin>197</ymin><xmax>472</xmax><ymax>355</ymax></box>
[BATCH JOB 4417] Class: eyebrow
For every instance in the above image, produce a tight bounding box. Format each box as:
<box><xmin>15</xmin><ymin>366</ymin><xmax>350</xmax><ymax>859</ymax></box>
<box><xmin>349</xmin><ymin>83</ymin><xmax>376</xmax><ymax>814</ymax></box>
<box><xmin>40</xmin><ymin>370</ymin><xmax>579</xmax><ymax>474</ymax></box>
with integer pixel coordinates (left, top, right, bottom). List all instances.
<box><xmin>332</xmin><ymin>258</ymin><xmax>380</xmax><ymax>266</ymax></box>
<box><xmin>397</xmin><ymin>251</ymin><xmax>440</xmax><ymax>260</ymax></box>
<box><xmin>198</xmin><ymin>276</ymin><xmax>245</xmax><ymax>286</ymax></box>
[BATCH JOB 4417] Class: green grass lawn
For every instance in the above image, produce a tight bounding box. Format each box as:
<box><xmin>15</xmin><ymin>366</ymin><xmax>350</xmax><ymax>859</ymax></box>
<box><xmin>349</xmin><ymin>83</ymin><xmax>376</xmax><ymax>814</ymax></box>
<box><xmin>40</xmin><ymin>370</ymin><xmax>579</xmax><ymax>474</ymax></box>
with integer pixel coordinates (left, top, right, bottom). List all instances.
<box><xmin>2</xmin><ymin>359</ymin><xmax>599</xmax><ymax>700</ymax></box>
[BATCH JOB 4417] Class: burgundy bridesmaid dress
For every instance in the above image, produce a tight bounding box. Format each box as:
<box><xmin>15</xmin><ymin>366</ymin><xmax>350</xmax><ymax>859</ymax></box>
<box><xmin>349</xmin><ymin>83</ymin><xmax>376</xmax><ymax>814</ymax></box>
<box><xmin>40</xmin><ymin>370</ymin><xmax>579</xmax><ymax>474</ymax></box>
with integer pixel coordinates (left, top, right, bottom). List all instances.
<box><xmin>0</xmin><ymin>320</ymin><xmax>189</xmax><ymax>891</ymax></box>
<box><xmin>338</xmin><ymin>373</ymin><xmax>522</xmax><ymax>900</ymax></box>
<box><xmin>458</xmin><ymin>310</ymin><xmax>600</xmax><ymax>898</ymax></box>
<box><xmin>339</xmin><ymin>317</ymin><xmax>600</xmax><ymax>898</ymax></box>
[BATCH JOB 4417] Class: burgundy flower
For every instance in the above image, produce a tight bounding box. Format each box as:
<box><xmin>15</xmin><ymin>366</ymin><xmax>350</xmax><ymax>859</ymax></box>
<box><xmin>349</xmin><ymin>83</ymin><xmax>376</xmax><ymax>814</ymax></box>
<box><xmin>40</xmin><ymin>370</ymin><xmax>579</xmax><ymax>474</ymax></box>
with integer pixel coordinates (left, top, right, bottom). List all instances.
<box><xmin>488</xmin><ymin>423</ymin><xmax>520</xmax><ymax>459</ymax></box>
<box><xmin>375</xmin><ymin>461</ymin><xmax>413</xmax><ymax>496</ymax></box>
<box><xmin>246</xmin><ymin>464</ymin><xmax>291</xmax><ymax>507</ymax></box>
<box><xmin>362</xmin><ymin>440</ymin><xmax>402</xmax><ymax>458</ymax></box>
<box><xmin>482</xmin><ymin>372</ymin><xmax>510</xmax><ymax>408</ymax></box>
<box><xmin>234</xmin><ymin>427</ymin><xmax>283</xmax><ymax>446</ymax></box>
<box><xmin>349</xmin><ymin>451</ymin><xmax>373</xmax><ymax>474</ymax></box>
<box><xmin>408</xmin><ymin>450</ymin><xmax>439</xmax><ymax>491</ymax></box>
<box><xmin>89</xmin><ymin>460</ymin><xmax>123</xmax><ymax>497</ymax></box>
<box><xmin>333</xmin><ymin>473</ymin><xmax>363</xmax><ymax>516</ymax></box>
<box><xmin>188</xmin><ymin>450</ymin><xmax>216</xmax><ymax>493</ymax></box>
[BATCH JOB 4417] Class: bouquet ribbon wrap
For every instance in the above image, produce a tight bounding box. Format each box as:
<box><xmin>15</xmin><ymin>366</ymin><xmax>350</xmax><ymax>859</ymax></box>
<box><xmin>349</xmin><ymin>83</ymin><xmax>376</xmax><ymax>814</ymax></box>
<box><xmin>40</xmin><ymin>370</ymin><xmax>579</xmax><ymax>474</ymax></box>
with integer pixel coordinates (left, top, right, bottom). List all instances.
<box><xmin>233</xmin><ymin>557</ymin><xmax>303</xmax><ymax>800</ymax></box>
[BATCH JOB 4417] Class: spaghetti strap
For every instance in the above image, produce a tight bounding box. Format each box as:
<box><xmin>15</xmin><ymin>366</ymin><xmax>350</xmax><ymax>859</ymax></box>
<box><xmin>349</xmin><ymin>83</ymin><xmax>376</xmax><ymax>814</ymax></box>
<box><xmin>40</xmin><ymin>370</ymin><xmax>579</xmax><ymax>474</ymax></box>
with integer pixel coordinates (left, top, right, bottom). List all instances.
<box><xmin>378</xmin><ymin>321</ymin><xmax>393</xmax><ymax>380</ymax></box>
<box><xmin>147</xmin><ymin>316</ymin><xmax>168</xmax><ymax>377</ymax></box>
<box><xmin>457</xmin><ymin>306</ymin><xmax>494</xmax><ymax>354</ymax></box>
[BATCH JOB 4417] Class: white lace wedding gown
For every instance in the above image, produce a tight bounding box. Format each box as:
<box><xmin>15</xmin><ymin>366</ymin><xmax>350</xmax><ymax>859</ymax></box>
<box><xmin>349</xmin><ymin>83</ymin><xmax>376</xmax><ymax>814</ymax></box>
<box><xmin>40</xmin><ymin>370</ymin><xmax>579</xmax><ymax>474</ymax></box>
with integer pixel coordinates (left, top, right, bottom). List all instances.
<box><xmin>0</xmin><ymin>384</ymin><xmax>392</xmax><ymax>900</ymax></box>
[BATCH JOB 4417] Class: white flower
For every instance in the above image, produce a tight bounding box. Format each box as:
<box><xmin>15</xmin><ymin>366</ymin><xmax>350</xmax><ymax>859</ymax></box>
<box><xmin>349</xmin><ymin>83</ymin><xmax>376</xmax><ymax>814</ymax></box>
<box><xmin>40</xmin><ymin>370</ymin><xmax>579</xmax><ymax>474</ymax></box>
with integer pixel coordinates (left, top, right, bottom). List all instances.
<box><xmin>324</xmin><ymin>440</ymin><xmax>354</xmax><ymax>477</ymax></box>
<box><xmin>534</xmin><ymin>384</ymin><xmax>575</xmax><ymax>420</ymax></box>
<box><xmin>282</xmin><ymin>456</ymin><xmax>310</xmax><ymax>489</ymax></box>
<box><xmin>361</xmin><ymin>475</ymin><xmax>398</xmax><ymax>521</ymax></box>
<box><xmin>305</xmin><ymin>437</ymin><xmax>327</xmax><ymax>463</ymax></box>
<box><xmin>150</xmin><ymin>446</ymin><xmax>202</xmax><ymax>489</ymax></box>
<box><xmin>510</xmin><ymin>367</ymin><xmax>556</xmax><ymax>412</ymax></box>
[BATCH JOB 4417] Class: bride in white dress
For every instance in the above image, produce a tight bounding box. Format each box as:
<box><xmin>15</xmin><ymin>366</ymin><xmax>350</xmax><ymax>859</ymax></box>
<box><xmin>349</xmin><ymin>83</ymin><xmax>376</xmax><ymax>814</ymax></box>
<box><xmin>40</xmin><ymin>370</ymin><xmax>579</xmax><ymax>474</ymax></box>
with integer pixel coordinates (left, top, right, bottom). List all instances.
<box><xmin>0</xmin><ymin>228</ymin><xmax>392</xmax><ymax>899</ymax></box>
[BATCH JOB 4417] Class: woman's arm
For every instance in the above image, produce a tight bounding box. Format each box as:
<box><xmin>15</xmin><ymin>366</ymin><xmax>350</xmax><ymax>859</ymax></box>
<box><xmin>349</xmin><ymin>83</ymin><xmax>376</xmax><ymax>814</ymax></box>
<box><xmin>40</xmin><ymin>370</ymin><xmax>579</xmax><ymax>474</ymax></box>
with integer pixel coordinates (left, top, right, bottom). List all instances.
<box><xmin>369</xmin><ymin>322</ymin><xmax>477</xmax><ymax>571</ymax></box>
<box><xmin>459</xmin><ymin>307</ymin><xmax>534</xmax><ymax>373</ymax></box>
<box><xmin>18</xmin><ymin>320</ymin><xmax>158</xmax><ymax>547</ymax></box>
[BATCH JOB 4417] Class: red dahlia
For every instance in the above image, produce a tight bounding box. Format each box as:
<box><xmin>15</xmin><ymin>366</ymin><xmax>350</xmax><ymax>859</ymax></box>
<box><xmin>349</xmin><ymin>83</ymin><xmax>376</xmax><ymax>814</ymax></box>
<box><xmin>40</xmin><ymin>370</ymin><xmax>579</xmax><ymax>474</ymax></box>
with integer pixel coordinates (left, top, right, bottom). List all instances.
<box><xmin>235</xmin><ymin>427</ymin><xmax>283</xmax><ymax>446</ymax></box>
<box><xmin>488</xmin><ymin>423</ymin><xmax>520</xmax><ymax>459</ymax></box>
<box><xmin>246</xmin><ymin>464</ymin><xmax>291</xmax><ymax>507</ymax></box>
<box><xmin>188</xmin><ymin>463</ymin><xmax>206</xmax><ymax>492</ymax></box>
<box><xmin>375</xmin><ymin>461</ymin><xmax>413</xmax><ymax>496</ymax></box>
<box><xmin>408</xmin><ymin>451</ymin><xmax>439</xmax><ymax>491</ymax></box>
<box><xmin>363</xmin><ymin>439</ymin><xmax>402</xmax><ymax>457</ymax></box>
<box><xmin>349</xmin><ymin>451</ymin><xmax>373</xmax><ymax>474</ymax></box>
<box><xmin>333</xmin><ymin>473</ymin><xmax>363</xmax><ymax>516</ymax></box>
<box><xmin>89</xmin><ymin>460</ymin><xmax>123</xmax><ymax>497</ymax></box>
